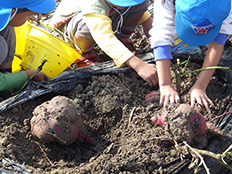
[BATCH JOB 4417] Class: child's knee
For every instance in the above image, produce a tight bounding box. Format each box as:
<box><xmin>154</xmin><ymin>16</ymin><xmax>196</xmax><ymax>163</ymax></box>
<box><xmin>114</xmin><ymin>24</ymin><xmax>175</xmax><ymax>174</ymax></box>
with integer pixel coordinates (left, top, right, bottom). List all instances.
<box><xmin>74</xmin><ymin>34</ymin><xmax>95</xmax><ymax>51</ymax></box>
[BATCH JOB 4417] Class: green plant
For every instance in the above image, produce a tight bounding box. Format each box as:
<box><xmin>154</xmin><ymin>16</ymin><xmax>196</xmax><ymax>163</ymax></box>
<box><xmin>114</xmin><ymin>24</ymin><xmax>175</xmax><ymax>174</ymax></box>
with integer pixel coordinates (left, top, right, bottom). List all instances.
<box><xmin>172</xmin><ymin>56</ymin><xmax>229</xmax><ymax>93</ymax></box>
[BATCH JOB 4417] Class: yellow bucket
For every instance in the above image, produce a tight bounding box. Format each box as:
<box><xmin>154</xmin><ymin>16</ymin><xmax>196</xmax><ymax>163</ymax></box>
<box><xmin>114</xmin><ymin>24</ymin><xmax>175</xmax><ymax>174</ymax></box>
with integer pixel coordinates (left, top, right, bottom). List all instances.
<box><xmin>12</xmin><ymin>56</ymin><xmax>22</xmax><ymax>73</ymax></box>
<box><xmin>14</xmin><ymin>21</ymin><xmax>82</xmax><ymax>78</ymax></box>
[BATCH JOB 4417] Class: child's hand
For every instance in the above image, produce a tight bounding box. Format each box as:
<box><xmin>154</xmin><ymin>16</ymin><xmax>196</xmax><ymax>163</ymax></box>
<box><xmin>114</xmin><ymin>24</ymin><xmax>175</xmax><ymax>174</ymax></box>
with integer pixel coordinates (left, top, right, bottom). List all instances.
<box><xmin>159</xmin><ymin>84</ymin><xmax>180</xmax><ymax>106</ymax></box>
<box><xmin>25</xmin><ymin>70</ymin><xmax>49</xmax><ymax>82</ymax></box>
<box><xmin>136</xmin><ymin>63</ymin><xmax>158</xmax><ymax>87</ymax></box>
<box><xmin>125</xmin><ymin>56</ymin><xmax>158</xmax><ymax>87</ymax></box>
<box><xmin>32</xmin><ymin>71</ymin><xmax>49</xmax><ymax>81</ymax></box>
<box><xmin>188</xmin><ymin>87</ymin><xmax>214</xmax><ymax>113</ymax></box>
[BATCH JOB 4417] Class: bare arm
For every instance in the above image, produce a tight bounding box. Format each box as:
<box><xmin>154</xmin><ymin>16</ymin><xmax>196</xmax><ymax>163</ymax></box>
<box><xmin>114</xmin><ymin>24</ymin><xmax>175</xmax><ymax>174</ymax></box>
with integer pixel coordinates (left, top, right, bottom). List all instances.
<box><xmin>142</xmin><ymin>16</ymin><xmax>153</xmax><ymax>38</ymax></box>
<box><xmin>156</xmin><ymin>59</ymin><xmax>180</xmax><ymax>105</ymax></box>
<box><xmin>189</xmin><ymin>41</ymin><xmax>224</xmax><ymax>112</ymax></box>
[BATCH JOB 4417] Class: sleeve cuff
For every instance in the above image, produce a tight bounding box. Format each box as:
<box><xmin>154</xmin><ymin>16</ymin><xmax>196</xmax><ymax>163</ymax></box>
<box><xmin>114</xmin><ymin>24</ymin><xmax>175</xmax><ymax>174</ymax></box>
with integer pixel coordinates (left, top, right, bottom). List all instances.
<box><xmin>214</xmin><ymin>33</ymin><xmax>228</xmax><ymax>45</ymax></box>
<box><xmin>153</xmin><ymin>45</ymin><xmax>173</xmax><ymax>61</ymax></box>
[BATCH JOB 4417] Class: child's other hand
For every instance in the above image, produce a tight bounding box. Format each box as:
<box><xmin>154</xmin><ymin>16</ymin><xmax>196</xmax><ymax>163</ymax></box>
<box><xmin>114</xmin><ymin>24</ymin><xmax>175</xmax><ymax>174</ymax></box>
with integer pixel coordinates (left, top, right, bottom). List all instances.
<box><xmin>188</xmin><ymin>87</ymin><xmax>214</xmax><ymax>113</ymax></box>
<box><xmin>159</xmin><ymin>84</ymin><xmax>180</xmax><ymax>106</ymax></box>
<box><xmin>25</xmin><ymin>70</ymin><xmax>49</xmax><ymax>82</ymax></box>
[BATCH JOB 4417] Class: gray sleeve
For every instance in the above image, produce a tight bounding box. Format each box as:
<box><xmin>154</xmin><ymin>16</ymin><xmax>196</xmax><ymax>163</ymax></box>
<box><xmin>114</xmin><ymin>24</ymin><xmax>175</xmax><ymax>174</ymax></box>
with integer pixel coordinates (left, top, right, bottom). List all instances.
<box><xmin>0</xmin><ymin>36</ymin><xmax>8</xmax><ymax>65</ymax></box>
<box><xmin>0</xmin><ymin>26</ymin><xmax>16</xmax><ymax>64</ymax></box>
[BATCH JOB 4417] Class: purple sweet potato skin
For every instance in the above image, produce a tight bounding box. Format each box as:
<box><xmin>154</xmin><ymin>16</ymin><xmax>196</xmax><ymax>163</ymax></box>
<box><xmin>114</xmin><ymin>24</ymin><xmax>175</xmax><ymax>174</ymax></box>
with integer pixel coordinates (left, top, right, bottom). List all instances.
<box><xmin>30</xmin><ymin>96</ymin><xmax>86</xmax><ymax>146</ymax></box>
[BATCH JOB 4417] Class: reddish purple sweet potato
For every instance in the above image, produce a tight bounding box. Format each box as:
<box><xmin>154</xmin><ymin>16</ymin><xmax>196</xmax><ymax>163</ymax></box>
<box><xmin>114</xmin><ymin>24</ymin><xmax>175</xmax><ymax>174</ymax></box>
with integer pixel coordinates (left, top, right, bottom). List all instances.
<box><xmin>151</xmin><ymin>103</ymin><xmax>207</xmax><ymax>148</ymax></box>
<box><xmin>30</xmin><ymin>96</ymin><xmax>86</xmax><ymax>146</ymax></box>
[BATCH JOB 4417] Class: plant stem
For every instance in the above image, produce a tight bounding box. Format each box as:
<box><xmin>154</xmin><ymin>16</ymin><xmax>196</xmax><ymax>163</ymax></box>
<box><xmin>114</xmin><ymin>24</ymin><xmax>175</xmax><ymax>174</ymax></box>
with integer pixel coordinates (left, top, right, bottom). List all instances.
<box><xmin>183</xmin><ymin>56</ymin><xmax>191</xmax><ymax>74</ymax></box>
<box><xmin>17</xmin><ymin>60</ymin><xmax>47</xmax><ymax>94</ymax></box>
<box><xmin>179</xmin><ymin>66</ymin><xmax>229</xmax><ymax>78</ymax></box>
<box><xmin>129</xmin><ymin>107</ymin><xmax>136</xmax><ymax>123</ymax></box>
<box><xmin>183</xmin><ymin>141</ymin><xmax>210</xmax><ymax>174</ymax></box>
<box><xmin>193</xmin><ymin>147</ymin><xmax>232</xmax><ymax>170</ymax></box>
<box><xmin>182</xmin><ymin>142</ymin><xmax>232</xmax><ymax>171</ymax></box>
<box><xmin>172</xmin><ymin>57</ymin><xmax>229</xmax><ymax>94</ymax></box>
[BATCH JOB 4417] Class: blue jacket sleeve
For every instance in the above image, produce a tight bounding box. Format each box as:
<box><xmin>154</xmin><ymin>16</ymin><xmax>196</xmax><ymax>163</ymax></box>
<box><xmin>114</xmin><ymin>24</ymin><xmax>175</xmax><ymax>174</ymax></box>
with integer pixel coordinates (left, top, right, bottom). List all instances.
<box><xmin>153</xmin><ymin>45</ymin><xmax>172</xmax><ymax>61</ymax></box>
<box><xmin>214</xmin><ymin>33</ymin><xmax>228</xmax><ymax>45</ymax></box>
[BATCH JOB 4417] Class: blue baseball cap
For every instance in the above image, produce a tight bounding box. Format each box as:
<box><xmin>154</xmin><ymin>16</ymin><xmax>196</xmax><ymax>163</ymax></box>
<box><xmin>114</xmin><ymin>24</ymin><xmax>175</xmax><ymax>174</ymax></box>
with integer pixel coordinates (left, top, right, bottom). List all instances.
<box><xmin>175</xmin><ymin>0</ymin><xmax>231</xmax><ymax>46</ymax></box>
<box><xmin>0</xmin><ymin>0</ymin><xmax>56</xmax><ymax>31</ymax></box>
<box><xmin>108</xmin><ymin>0</ymin><xmax>145</xmax><ymax>7</ymax></box>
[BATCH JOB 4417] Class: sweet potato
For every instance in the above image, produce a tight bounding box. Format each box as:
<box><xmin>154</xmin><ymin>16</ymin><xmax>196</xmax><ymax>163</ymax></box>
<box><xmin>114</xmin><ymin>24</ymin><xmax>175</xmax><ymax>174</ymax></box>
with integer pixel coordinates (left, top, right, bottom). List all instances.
<box><xmin>30</xmin><ymin>96</ymin><xmax>86</xmax><ymax>146</ymax></box>
<box><xmin>151</xmin><ymin>103</ymin><xmax>207</xmax><ymax>148</ymax></box>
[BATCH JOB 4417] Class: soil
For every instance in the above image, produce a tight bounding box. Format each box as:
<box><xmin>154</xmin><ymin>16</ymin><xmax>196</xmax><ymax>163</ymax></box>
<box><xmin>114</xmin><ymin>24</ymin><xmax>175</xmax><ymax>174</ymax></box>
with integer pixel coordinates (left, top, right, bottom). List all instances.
<box><xmin>0</xmin><ymin>2</ymin><xmax>232</xmax><ymax>174</ymax></box>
